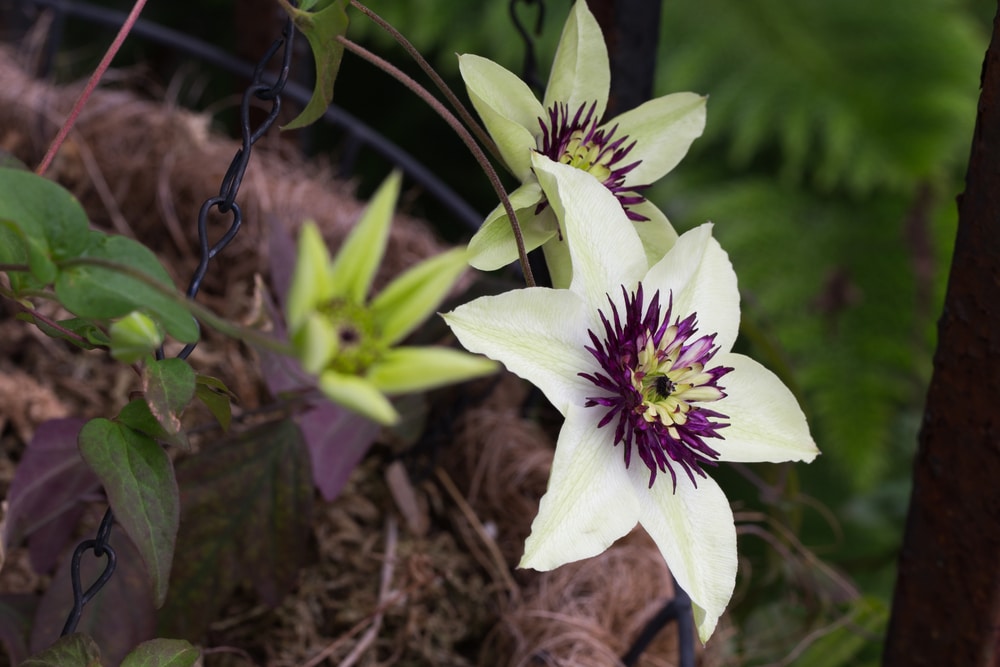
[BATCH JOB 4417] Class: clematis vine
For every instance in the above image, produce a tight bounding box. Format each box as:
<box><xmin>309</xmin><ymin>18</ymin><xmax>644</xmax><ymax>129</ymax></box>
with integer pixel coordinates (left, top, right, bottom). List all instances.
<box><xmin>459</xmin><ymin>0</ymin><xmax>706</xmax><ymax>286</ymax></box>
<box><xmin>443</xmin><ymin>155</ymin><xmax>819</xmax><ymax>642</ymax></box>
<box><xmin>287</xmin><ymin>172</ymin><xmax>498</xmax><ymax>425</ymax></box>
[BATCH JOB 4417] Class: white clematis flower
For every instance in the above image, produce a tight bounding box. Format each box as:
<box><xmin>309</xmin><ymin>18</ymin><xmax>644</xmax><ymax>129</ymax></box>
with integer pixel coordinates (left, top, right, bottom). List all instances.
<box><xmin>443</xmin><ymin>154</ymin><xmax>819</xmax><ymax>642</ymax></box>
<box><xmin>459</xmin><ymin>0</ymin><xmax>706</xmax><ymax>284</ymax></box>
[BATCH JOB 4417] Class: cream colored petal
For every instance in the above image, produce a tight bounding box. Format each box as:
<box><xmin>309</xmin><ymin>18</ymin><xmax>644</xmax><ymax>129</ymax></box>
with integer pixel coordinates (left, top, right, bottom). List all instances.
<box><xmin>367</xmin><ymin>346</ymin><xmax>498</xmax><ymax>394</ymax></box>
<box><xmin>710</xmin><ymin>353</ymin><xmax>819</xmax><ymax>463</ymax></box>
<box><xmin>543</xmin><ymin>0</ymin><xmax>609</xmax><ymax>119</ymax></box>
<box><xmin>644</xmin><ymin>223</ymin><xmax>740</xmax><ymax>353</ymax></box>
<box><xmin>610</xmin><ymin>93</ymin><xmax>707</xmax><ymax>185</ymax></box>
<box><xmin>459</xmin><ymin>54</ymin><xmax>544</xmax><ymax>181</ymax></box>
<box><xmin>630</xmin><ymin>201</ymin><xmax>679</xmax><ymax>268</ymax></box>
<box><xmin>520</xmin><ymin>403</ymin><xmax>639</xmax><ymax>570</ymax></box>
<box><xmin>531</xmin><ymin>154</ymin><xmax>647</xmax><ymax>307</ymax></box>
<box><xmin>442</xmin><ymin>288</ymin><xmax>592</xmax><ymax>415</ymax></box>
<box><xmin>541</xmin><ymin>233</ymin><xmax>573</xmax><ymax>290</ymax></box>
<box><xmin>318</xmin><ymin>371</ymin><xmax>398</xmax><ymax>425</ymax></box>
<box><xmin>467</xmin><ymin>182</ymin><xmax>554</xmax><ymax>271</ymax></box>
<box><xmin>631</xmin><ymin>466</ymin><xmax>737</xmax><ymax>643</ymax></box>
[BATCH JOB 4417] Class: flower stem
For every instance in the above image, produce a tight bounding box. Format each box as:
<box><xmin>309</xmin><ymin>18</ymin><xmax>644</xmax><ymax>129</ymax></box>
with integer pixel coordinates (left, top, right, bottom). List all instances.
<box><xmin>35</xmin><ymin>0</ymin><xmax>149</xmax><ymax>177</ymax></box>
<box><xmin>337</xmin><ymin>36</ymin><xmax>535</xmax><ymax>287</ymax></box>
<box><xmin>57</xmin><ymin>257</ymin><xmax>294</xmax><ymax>354</ymax></box>
<box><xmin>348</xmin><ymin>0</ymin><xmax>507</xmax><ymax>169</ymax></box>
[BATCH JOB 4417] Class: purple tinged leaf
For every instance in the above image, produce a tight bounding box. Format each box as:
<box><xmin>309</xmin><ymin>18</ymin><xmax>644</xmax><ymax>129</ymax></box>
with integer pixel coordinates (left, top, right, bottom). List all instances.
<box><xmin>77</xmin><ymin>419</ymin><xmax>179</xmax><ymax>608</ymax></box>
<box><xmin>299</xmin><ymin>402</ymin><xmax>379</xmax><ymax>501</ymax></box>
<box><xmin>266</xmin><ymin>214</ymin><xmax>297</xmax><ymax>307</ymax></box>
<box><xmin>0</xmin><ymin>594</ymin><xmax>37</xmax><ymax>666</ymax></box>
<box><xmin>119</xmin><ymin>638</ymin><xmax>199</xmax><ymax>667</ymax></box>
<box><xmin>21</xmin><ymin>633</ymin><xmax>102</xmax><ymax>667</ymax></box>
<box><xmin>28</xmin><ymin>505</ymin><xmax>87</xmax><ymax>574</ymax></box>
<box><xmin>2</xmin><ymin>418</ymin><xmax>98</xmax><ymax>557</ymax></box>
<box><xmin>157</xmin><ymin>419</ymin><xmax>312</xmax><ymax>639</ymax></box>
<box><xmin>29</xmin><ymin>533</ymin><xmax>154</xmax><ymax>666</ymax></box>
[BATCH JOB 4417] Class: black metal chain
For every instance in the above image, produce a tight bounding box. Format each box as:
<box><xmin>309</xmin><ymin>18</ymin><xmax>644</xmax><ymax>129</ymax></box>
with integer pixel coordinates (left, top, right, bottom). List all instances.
<box><xmin>60</xmin><ymin>15</ymin><xmax>295</xmax><ymax>637</ymax></box>
<box><xmin>509</xmin><ymin>0</ymin><xmax>545</xmax><ymax>94</ymax></box>
<box><xmin>621</xmin><ymin>575</ymin><xmax>696</xmax><ymax>666</ymax></box>
<box><xmin>59</xmin><ymin>508</ymin><xmax>115</xmax><ymax>636</ymax></box>
<box><xmin>179</xmin><ymin>15</ymin><xmax>295</xmax><ymax>360</ymax></box>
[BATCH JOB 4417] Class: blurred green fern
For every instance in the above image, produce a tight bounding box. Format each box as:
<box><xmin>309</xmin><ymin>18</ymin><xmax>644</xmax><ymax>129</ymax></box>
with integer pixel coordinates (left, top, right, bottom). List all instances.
<box><xmin>658</xmin><ymin>0</ymin><xmax>983</xmax><ymax>194</ymax></box>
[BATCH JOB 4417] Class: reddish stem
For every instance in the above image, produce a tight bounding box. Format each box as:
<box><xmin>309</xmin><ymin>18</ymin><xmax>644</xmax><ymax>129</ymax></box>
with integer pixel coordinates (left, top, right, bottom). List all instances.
<box><xmin>35</xmin><ymin>0</ymin><xmax>149</xmax><ymax>176</ymax></box>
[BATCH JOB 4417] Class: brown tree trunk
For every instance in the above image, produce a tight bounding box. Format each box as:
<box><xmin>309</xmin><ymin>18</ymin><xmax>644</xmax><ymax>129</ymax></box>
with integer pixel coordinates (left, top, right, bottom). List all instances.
<box><xmin>882</xmin><ymin>5</ymin><xmax>1000</xmax><ymax>666</ymax></box>
<box><xmin>585</xmin><ymin>0</ymin><xmax>663</xmax><ymax>117</ymax></box>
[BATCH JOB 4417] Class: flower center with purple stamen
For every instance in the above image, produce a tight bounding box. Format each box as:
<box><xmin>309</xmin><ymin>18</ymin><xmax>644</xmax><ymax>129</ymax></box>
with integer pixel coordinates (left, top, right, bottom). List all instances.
<box><xmin>578</xmin><ymin>284</ymin><xmax>732</xmax><ymax>489</ymax></box>
<box><xmin>537</xmin><ymin>102</ymin><xmax>650</xmax><ymax>221</ymax></box>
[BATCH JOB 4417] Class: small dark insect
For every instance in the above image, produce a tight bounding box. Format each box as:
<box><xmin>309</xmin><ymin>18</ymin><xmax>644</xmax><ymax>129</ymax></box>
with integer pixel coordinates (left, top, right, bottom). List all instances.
<box><xmin>654</xmin><ymin>375</ymin><xmax>675</xmax><ymax>397</ymax></box>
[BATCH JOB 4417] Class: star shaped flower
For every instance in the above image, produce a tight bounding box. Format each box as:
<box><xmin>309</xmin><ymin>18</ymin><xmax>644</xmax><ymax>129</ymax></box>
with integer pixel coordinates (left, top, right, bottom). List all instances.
<box><xmin>459</xmin><ymin>0</ymin><xmax>707</xmax><ymax>285</ymax></box>
<box><xmin>443</xmin><ymin>154</ymin><xmax>819</xmax><ymax>642</ymax></box>
<box><xmin>287</xmin><ymin>172</ymin><xmax>498</xmax><ymax>425</ymax></box>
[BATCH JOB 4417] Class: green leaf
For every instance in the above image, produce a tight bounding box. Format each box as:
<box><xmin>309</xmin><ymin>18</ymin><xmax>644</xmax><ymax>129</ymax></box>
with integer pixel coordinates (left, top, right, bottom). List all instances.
<box><xmin>55</xmin><ymin>233</ymin><xmax>198</xmax><ymax>343</ymax></box>
<box><xmin>120</xmin><ymin>639</ymin><xmax>199</xmax><ymax>667</ymax></box>
<box><xmin>116</xmin><ymin>399</ymin><xmax>169</xmax><ymax>441</ymax></box>
<box><xmin>194</xmin><ymin>375</ymin><xmax>235</xmax><ymax>432</ymax></box>
<box><xmin>280</xmin><ymin>0</ymin><xmax>349</xmax><ymax>130</ymax></box>
<box><xmin>0</xmin><ymin>168</ymin><xmax>90</xmax><ymax>284</ymax></box>
<box><xmin>143</xmin><ymin>358</ymin><xmax>196</xmax><ymax>445</ymax></box>
<box><xmin>158</xmin><ymin>420</ymin><xmax>312</xmax><ymax>639</ymax></box>
<box><xmin>792</xmin><ymin>597</ymin><xmax>887</xmax><ymax>667</ymax></box>
<box><xmin>20</xmin><ymin>633</ymin><xmax>102</xmax><ymax>667</ymax></box>
<box><xmin>78</xmin><ymin>419</ymin><xmax>179</xmax><ymax>607</ymax></box>
<box><xmin>14</xmin><ymin>314</ymin><xmax>111</xmax><ymax>350</ymax></box>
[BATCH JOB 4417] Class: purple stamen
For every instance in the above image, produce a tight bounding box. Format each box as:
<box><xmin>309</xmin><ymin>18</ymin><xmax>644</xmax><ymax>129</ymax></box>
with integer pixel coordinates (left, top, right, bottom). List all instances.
<box><xmin>578</xmin><ymin>285</ymin><xmax>733</xmax><ymax>490</ymax></box>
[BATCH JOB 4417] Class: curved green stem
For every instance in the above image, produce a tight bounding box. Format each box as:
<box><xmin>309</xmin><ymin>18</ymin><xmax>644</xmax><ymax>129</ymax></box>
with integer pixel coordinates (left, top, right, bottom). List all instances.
<box><xmin>337</xmin><ymin>35</ymin><xmax>535</xmax><ymax>287</ymax></box>
<box><xmin>58</xmin><ymin>257</ymin><xmax>294</xmax><ymax>355</ymax></box>
<box><xmin>347</xmin><ymin>0</ymin><xmax>507</xmax><ymax>169</ymax></box>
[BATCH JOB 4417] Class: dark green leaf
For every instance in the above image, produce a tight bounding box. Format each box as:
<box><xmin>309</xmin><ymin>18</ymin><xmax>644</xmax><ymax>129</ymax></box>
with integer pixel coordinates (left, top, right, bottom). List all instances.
<box><xmin>280</xmin><ymin>0</ymin><xmax>349</xmax><ymax>130</ymax></box>
<box><xmin>0</xmin><ymin>168</ymin><xmax>90</xmax><ymax>284</ymax></box>
<box><xmin>157</xmin><ymin>419</ymin><xmax>312</xmax><ymax>639</ymax></box>
<box><xmin>119</xmin><ymin>639</ymin><xmax>199</xmax><ymax>667</ymax></box>
<box><xmin>21</xmin><ymin>633</ymin><xmax>102</xmax><ymax>667</ymax></box>
<box><xmin>117</xmin><ymin>400</ymin><xmax>169</xmax><ymax>441</ymax></box>
<box><xmin>78</xmin><ymin>419</ymin><xmax>179</xmax><ymax>607</ymax></box>
<box><xmin>143</xmin><ymin>359</ymin><xmax>195</xmax><ymax>446</ymax></box>
<box><xmin>55</xmin><ymin>233</ymin><xmax>198</xmax><ymax>343</ymax></box>
<box><xmin>23</xmin><ymin>315</ymin><xmax>112</xmax><ymax>349</ymax></box>
<box><xmin>194</xmin><ymin>375</ymin><xmax>234</xmax><ymax>432</ymax></box>
<box><xmin>0</xmin><ymin>594</ymin><xmax>37</xmax><ymax>666</ymax></box>
<box><xmin>792</xmin><ymin>597</ymin><xmax>887</xmax><ymax>667</ymax></box>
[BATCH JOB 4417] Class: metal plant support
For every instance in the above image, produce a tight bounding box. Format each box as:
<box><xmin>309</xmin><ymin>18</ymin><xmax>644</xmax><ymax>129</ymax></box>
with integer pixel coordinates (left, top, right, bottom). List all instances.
<box><xmin>58</xmin><ymin>13</ymin><xmax>295</xmax><ymax>636</ymax></box>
